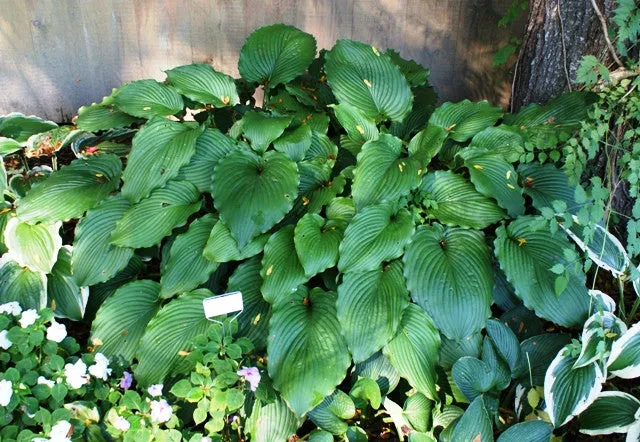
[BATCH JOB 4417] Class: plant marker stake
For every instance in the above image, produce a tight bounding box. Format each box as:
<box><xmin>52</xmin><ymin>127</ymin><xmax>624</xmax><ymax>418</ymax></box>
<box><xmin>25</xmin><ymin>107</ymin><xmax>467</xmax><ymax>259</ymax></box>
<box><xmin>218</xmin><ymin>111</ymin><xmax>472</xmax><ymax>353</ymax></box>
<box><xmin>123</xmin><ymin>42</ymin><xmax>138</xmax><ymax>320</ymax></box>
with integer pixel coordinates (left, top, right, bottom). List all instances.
<box><xmin>203</xmin><ymin>291</ymin><xmax>244</xmax><ymax>338</ymax></box>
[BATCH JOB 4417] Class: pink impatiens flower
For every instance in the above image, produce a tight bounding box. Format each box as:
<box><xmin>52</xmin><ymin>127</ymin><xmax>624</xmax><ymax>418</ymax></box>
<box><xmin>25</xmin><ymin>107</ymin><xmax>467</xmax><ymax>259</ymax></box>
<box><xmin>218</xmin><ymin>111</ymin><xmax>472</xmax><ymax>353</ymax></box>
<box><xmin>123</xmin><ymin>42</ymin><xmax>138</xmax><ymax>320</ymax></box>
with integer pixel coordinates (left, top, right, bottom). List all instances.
<box><xmin>236</xmin><ymin>366</ymin><xmax>261</xmax><ymax>391</ymax></box>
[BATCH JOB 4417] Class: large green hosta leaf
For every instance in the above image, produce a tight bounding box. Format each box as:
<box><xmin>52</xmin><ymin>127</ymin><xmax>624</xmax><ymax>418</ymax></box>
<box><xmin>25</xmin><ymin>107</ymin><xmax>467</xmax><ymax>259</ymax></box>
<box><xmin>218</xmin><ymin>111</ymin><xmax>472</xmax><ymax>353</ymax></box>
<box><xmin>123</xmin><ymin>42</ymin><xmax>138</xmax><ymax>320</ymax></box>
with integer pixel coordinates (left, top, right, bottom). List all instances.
<box><xmin>403</xmin><ymin>224</ymin><xmax>492</xmax><ymax>340</ymax></box>
<box><xmin>112</xmin><ymin>80</ymin><xmax>183</xmax><ymax>118</ymax></box>
<box><xmin>202</xmin><ymin>220</ymin><xmax>269</xmax><ymax>263</ymax></box>
<box><xmin>296</xmin><ymin>160</ymin><xmax>345</xmax><ymax>215</ymax></box>
<box><xmin>241</xmin><ymin>111</ymin><xmax>292</xmax><ymax>153</ymax></box>
<box><xmin>268</xmin><ymin>287</ymin><xmax>350</xmax><ymax>416</ymax></box>
<box><xmin>429</xmin><ymin>100</ymin><xmax>503</xmax><ymax>142</ymax></box>
<box><xmin>0</xmin><ymin>113</ymin><xmax>57</xmax><ymax>141</ymax></box>
<box><xmin>111</xmin><ymin>180</ymin><xmax>202</xmax><ymax>248</ymax></box>
<box><xmin>48</xmin><ymin>246</ymin><xmax>89</xmax><ymax>321</ymax></box>
<box><xmin>4</xmin><ymin>217</ymin><xmax>61</xmax><ymax>273</ymax></box>
<box><xmin>505</xmin><ymin>91</ymin><xmax>593</xmax><ymax>129</ymax></box>
<box><xmin>450</xmin><ymin>396</ymin><xmax>494</xmax><ymax>442</ymax></box>
<box><xmin>337</xmin><ymin>260</ymin><xmax>409</xmax><ymax>362</ymax></box>
<box><xmin>227</xmin><ymin>257</ymin><xmax>271</xmax><ymax>350</ymax></box>
<box><xmin>0</xmin><ymin>138</ymin><xmax>21</xmax><ymax>156</ymax></box>
<box><xmin>165</xmin><ymin>63</ymin><xmax>239</xmax><ymax>107</ymax></box>
<box><xmin>408</xmin><ymin>125</ymin><xmax>448</xmax><ymax>167</ymax></box>
<box><xmin>420</xmin><ymin>171</ymin><xmax>505</xmax><ymax>229</ymax></box>
<box><xmin>471</xmin><ymin>125</ymin><xmax>524</xmax><ymax>163</ymax></box>
<box><xmin>494</xmin><ymin>217</ymin><xmax>590</xmax><ymax>327</ymax></box>
<box><xmin>175</xmin><ymin>129</ymin><xmax>240</xmax><ymax>193</ymax></box>
<box><xmin>294</xmin><ymin>213</ymin><xmax>344</xmax><ymax>278</ymax></box>
<box><xmin>497</xmin><ymin>421</ymin><xmax>553</xmax><ymax>442</ymax></box>
<box><xmin>338</xmin><ymin>202</ymin><xmax>414</xmax><ymax>273</ymax></box>
<box><xmin>330</xmin><ymin>103</ymin><xmax>379</xmax><ymax>145</ymax></box>
<box><xmin>71</xmin><ymin>195</ymin><xmax>134</xmax><ymax>287</ymax></box>
<box><xmin>0</xmin><ymin>254</ymin><xmax>47</xmax><ymax>309</ymax></box>
<box><xmin>273</xmin><ymin>125</ymin><xmax>312</xmax><ymax>162</ymax></box>
<box><xmin>247</xmin><ymin>398</ymin><xmax>301</xmax><ymax>442</ymax></box>
<box><xmin>352</xmin><ymin>134</ymin><xmax>421</xmax><ymax>209</ymax></box>
<box><xmin>90</xmin><ymin>280</ymin><xmax>161</xmax><ymax>362</ymax></box>
<box><xmin>460</xmin><ymin>147</ymin><xmax>524</xmax><ymax>218</ymax></box>
<box><xmin>135</xmin><ymin>289</ymin><xmax>214</xmax><ymax>385</ymax></box>
<box><xmin>309</xmin><ymin>390</ymin><xmax>356</xmax><ymax>435</ymax></box>
<box><xmin>160</xmin><ymin>214</ymin><xmax>218</xmax><ymax>298</ymax></box>
<box><xmin>260</xmin><ymin>225</ymin><xmax>307</xmax><ymax>305</ymax></box>
<box><xmin>383</xmin><ymin>304</ymin><xmax>440</xmax><ymax>401</ymax></box>
<box><xmin>76</xmin><ymin>103</ymin><xmax>142</xmax><ymax>132</ymax></box>
<box><xmin>544</xmin><ymin>348</ymin><xmax>605</xmax><ymax>427</ymax></box>
<box><xmin>121</xmin><ymin>118</ymin><xmax>201</xmax><ymax>202</ymax></box>
<box><xmin>16</xmin><ymin>155</ymin><xmax>122</xmax><ymax>224</ymax></box>
<box><xmin>518</xmin><ymin>162</ymin><xmax>580</xmax><ymax>213</ymax></box>
<box><xmin>239</xmin><ymin>24</ymin><xmax>316</xmax><ymax>87</ymax></box>
<box><xmin>213</xmin><ymin>149</ymin><xmax>298</xmax><ymax>248</ymax></box>
<box><xmin>325</xmin><ymin>40</ymin><xmax>412</xmax><ymax>122</ymax></box>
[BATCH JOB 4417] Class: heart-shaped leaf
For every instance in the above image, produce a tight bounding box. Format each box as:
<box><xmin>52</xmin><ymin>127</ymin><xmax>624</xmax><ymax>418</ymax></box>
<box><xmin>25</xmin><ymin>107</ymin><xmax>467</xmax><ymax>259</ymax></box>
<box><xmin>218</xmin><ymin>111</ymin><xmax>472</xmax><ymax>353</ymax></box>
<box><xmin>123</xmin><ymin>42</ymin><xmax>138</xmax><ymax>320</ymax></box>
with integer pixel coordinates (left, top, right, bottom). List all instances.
<box><xmin>518</xmin><ymin>162</ymin><xmax>581</xmax><ymax>214</ymax></box>
<box><xmin>452</xmin><ymin>357</ymin><xmax>496</xmax><ymax>401</ymax></box>
<box><xmin>4</xmin><ymin>217</ymin><xmax>62</xmax><ymax>273</ymax></box>
<box><xmin>352</xmin><ymin>134</ymin><xmax>422</xmax><ymax>209</ymax></box>
<box><xmin>260</xmin><ymin>225</ymin><xmax>307</xmax><ymax>305</ymax></box>
<box><xmin>325</xmin><ymin>40</ymin><xmax>412</xmax><ymax>122</ymax></box>
<box><xmin>239</xmin><ymin>24</ymin><xmax>317</xmax><ymax>87</ymax></box>
<box><xmin>71</xmin><ymin>194</ymin><xmax>134</xmax><ymax>287</ymax></box>
<box><xmin>383</xmin><ymin>304</ymin><xmax>440</xmax><ymax>400</ymax></box>
<box><xmin>268</xmin><ymin>287</ymin><xmax>350</xmax><ymax>416</ymax></box>
<box><xmin>338</xmin><ymin>202</ymin><xmax>414</xmax><ymax>273</ymax></box>
<box><xmin>404</xmin><ymin>224</ymin><xmax>492</xmax><ymax>340</ymax></box>
<box><xmin>330</xmin><ymin>103</ymin><xmax>379</xmax><ymax>144</ymax></box>
<box><xmin>429</xmin><ymin>100</ymin><xmax>503</xmax><ymax>142</ymax></box>
<box><xmin>213</xmin><ymin>149</ymin><xmax>298</xmax><ymax>248</ymax></box>
<box><xmin>294</xmin><ymin>213</ymin><xmax>344</xmax><ymax>278</ymax></box>
<box><xmin>203</xmin><ymin>220</ymin><xmax>269</xmax><ymax>263</ymax></box>
<box><xmin>0</xmin><ymin>254</ymin><xmax>47</xmax><ymax>309</ymax></box>
<box><xmin>337</xmin><ymin>260</ymin><xmax>409</xmax><ymax>362</ymax></box>
<box><xmin>111</xmin><ymin>180</ymin><xmax>202</xmax><ymax>248</ymax></box>
<box><xmin>451</xmin><ymin>396</ymin><xmax>494</xmax><ymax>442</ymax></box>
<box><xmin>166</xmin><ymin>63</ymin><xmax>239</xmax><ymax>107</ymax></box>
<box><xmin>309</xmin><ymin>390</ymin><xmax>356</xmax><ymax>435</ymax></box>
<box><xmin>16</xmin><ymin>155</ymin><xmax>122</xmax><ymax>224</ymax></box>
<box><xmin>246</xmin><ymin>398</ymin><xmax>301</xmax><ymax>442</ymax></box>
<box><xmin>241</xmin><ymin>111</ymin><xmax>292</xmax><ymax>153</ymax></box>
<box><xmin>113</xmin><ymin>80</ymin><xmax>183</xmax><ymax>118</ymax></box>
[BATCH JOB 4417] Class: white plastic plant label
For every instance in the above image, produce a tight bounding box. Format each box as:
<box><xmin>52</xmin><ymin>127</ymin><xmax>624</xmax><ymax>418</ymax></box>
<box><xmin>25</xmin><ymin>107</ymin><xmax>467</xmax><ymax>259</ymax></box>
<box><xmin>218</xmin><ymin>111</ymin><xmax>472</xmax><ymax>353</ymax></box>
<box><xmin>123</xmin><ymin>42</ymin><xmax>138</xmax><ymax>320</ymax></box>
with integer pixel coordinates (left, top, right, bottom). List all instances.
<box><xmin>203</xmin><ymin>291</ymin><xmax>244</xmax><ymax>319</ymax></box>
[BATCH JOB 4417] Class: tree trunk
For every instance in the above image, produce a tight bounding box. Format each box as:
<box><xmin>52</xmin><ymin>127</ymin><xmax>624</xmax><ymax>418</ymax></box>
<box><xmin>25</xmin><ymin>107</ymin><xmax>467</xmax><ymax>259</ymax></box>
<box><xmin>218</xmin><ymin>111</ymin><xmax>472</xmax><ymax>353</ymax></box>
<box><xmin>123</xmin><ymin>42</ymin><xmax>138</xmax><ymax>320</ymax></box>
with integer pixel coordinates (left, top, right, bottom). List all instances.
<box><xmin>511</xmin><ymin>0</ymin><xmax>612</xmax><ymax>112</ymax></box>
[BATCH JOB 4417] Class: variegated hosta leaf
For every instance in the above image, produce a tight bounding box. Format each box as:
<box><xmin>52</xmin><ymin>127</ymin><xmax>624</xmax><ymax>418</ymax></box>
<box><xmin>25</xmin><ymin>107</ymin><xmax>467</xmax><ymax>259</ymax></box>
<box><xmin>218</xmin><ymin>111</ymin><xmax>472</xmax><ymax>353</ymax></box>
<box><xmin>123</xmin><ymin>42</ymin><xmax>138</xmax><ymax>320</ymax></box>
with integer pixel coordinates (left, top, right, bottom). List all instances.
<box><xmin>121</xmin><ymin>117</ymin><xmax>202</xmax><ymax>203</ymax></box>
<box><xmin>420</xmin><ymin>171</ymin><xmax>505</xmax><ymax>229</ymax></box>
<box><xmin>71</xmin><ymin>194</ymin><xmax>134</xmax><ymax>287</ymax></box>
<box><xmin>0</xmin><ymin>137</ymin><xmax>21</xmax><ymax>155</ymax></box>
<box><xmin>383</xmin><ymin>304</ymin><xmax>440</xmax><ymax>401</ymax></box>
<box><xmin>0</xmin><ymin>254</ymin><xmax>47</xmax><ymax>309</ymax></box>
<box><xmin>337</xmin><ymin>260</ymin><xmax>410</xmax><ymax>363</ymax></box>
<box><xmin>428</xmin><ymin>100</ymin><xmax>503</xmax><ymax>142</ymax></box>
<box><xmin>294</xmin><ymin>213</ymin><xmax>344</xmax><ymax>278</ymax></box>
<box><xmin>403</xmin><ymin>224</ymin><xmax>492</xmax><ymax>340</ymax></box>
<box><xmin>268</xmin><ymin>287</ymin><xmax>350</xmax><ymax>417</ymax></box>
<box><xmin>212</xmin><ymin>148</ymin><xmax>298</xmax><ymax>248</ymax></box>
<box><xmin>238</xmin><ymin>24</ymin><xmax>317</xmax><ymax>87</ymax></box>
<box><xmin>4</xmin><ymin>217</ymin><xmax>62</xmax><ymax>273</ymax></box>
<box><xmin>494</xmin><ymin>216</ymin><xmax>590</xmax><ymax>327</ymax></box>
<box><xmin>573</xmin><ymin>311</ymin><xmax>626</xmax><ymax>369</ymax></box>
<box><xmin>579</xmin><ymin>391</ymin><xmax>640</xmax><ymax>436</ymax></box>
<box><xmin>338</xmin><ymin>202</ymin><xmax>414</xmax><ymax>273</ymax></box>
<box><xmin>112</xmin><ymin>79</ymin><xmax>184</xmax><ymax>118</ymax></box>
<box><xmin>111</xmin><ymin>180</ymin><xmax>202</xmax><ymax>249</ymax></box>
<box><xmin>608</xmin><ymin>321</ymin><xmax>640</xmax><ymax>379</ymax></box>
<box><xmin>165</xmin><ymin>63</ymin><xmax>239</xmax><ymax>107</ymax></box>
<box><xmin>47</xmin><ymin>246</ymin><xmax>89</xmax><ymax>321</ymax></box>
<box><xmin>260</xmin><ymin>225</ymin><xmax>307</xmax><ymax>306</ymax></box>
<box><xmin>325</xmin><ymin>39</ymin><xmax>413</xmax><ymax>122</ymax></box>
<box><xmin>544</xmin><ymin>347</ymin><xmax>606</xmax><ymax>427</ymax></box>
<box><xmin>352</xmin><ymin>134</ymin><xmax>422</xmax><ymax>209</ymax></box>
<box><xmin>90</xmin><ymin>280</ymin><xmax>162</xmax><ymax>363</ymax></box>
<box><xmin>16</xmin><ymin>155</ymin><xmax>122</xmax><ymax>224</ymax></box>
<box><xmin>160</xmin><ymin>214</ymin><xmax>218</xmax><ymax>298</ymax></box>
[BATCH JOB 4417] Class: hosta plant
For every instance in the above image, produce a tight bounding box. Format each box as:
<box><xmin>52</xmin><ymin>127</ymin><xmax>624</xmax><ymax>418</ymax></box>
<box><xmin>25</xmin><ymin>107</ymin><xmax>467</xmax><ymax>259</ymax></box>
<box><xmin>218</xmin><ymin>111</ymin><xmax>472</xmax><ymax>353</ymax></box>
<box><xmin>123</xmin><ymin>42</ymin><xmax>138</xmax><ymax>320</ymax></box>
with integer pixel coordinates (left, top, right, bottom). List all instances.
<box><xmin>0</xmin><ymin>23</ymin><xmax>634</xmax><ymax>440</ymax></box>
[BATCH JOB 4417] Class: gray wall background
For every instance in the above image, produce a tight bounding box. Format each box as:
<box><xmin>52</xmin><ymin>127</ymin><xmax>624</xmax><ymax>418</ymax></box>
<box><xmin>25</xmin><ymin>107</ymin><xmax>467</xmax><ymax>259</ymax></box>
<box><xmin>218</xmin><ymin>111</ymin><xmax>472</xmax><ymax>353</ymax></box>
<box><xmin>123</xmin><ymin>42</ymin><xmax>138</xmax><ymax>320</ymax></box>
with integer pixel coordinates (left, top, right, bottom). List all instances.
<box><xmin>0</xmin><ymin>0</ymin><xmax>522</xmax><ymax>121</ymax></box>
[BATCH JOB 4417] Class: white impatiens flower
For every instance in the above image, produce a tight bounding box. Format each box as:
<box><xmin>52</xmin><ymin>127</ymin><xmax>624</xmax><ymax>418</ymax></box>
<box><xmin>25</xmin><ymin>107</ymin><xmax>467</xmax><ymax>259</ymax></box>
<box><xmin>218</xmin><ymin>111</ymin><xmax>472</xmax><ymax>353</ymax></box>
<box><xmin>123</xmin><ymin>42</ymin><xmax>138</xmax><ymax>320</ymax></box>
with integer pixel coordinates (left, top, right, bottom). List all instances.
<box><xmin>147</xmin><ymin>383</ymin><xmax>163</xmax><ymax>397</ymax></box>
<box><xmin>0</xmin><ymin>380</ymin><xmax>13</xmax><ymax>407</ymax></box>
<box><xmin>64</xmin><ymin>359</ymin><xmax>89</xmax><ymax>389</ymax></box>
<box><xmin>37</xmin><ymin>376</ymin><xmax>55</xmax><ymax>388</ymax></box>
<box><xmin>88</xmin><ymin>353</ymin><xmax>111</xmax><ymax>381</ymax></box>
<box><xmin>46</xmin><ymin>319</ymin><xmax>67</xmax><ymax>343</ymax></box>
<box><xmin>150</xmin><ymin>399</ymin><xmax>173</xmax><ymax>423</ymax></box>
<box><xmin>0</xmin><ymin>330</ymin><xmax>12</xmax><ymax>350</ymax></box>
<box><xmin>113</xmin><ymin>416</ymin><xmax>130</xmax><ymax>432</ymax></box>
<box><xmin>49</xmin><ymin>420</ymin><xmax>72</xmax><ymax>441</ymax></box>
<box><xmin>19</xmin><ymin>309</ymin><xmax>39</xmax><ymax>328</ymax></box>
<box><xmin>202</xmin><ymin>437</ymin><xmax>212</xmax><ymax>442</ymax></box>
<box><xmin>0</xmin><ymin>302</ymin><xmax>21</xmax><ymax>316</ymax></box>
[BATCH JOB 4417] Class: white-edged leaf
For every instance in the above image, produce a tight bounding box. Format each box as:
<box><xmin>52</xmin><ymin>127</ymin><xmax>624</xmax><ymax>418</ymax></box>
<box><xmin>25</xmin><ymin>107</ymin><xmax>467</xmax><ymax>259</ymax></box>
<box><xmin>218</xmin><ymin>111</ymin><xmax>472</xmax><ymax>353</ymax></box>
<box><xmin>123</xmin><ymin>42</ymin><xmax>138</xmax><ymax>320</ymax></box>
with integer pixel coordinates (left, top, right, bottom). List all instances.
<box><xmin>337</xmin><ymin>260</ymin><xmax>410</xmax><ymax>363</ymax></box>
<box><xmin>71</xmin><ymin>194</ymin><xmax>134</xmax><ymax>287</ymax></box>
<box><xmin>608</xmin><ymin>321</ymin><xmax>640</xmax><ymax>379</ymax></box>
<box><xmin>404</xmin><ymin>224</ymin><xmax>492</xmax><ymax>340</ymax></box>
<box><xmin>165</xmin><ymin>63</ymin><xmax>239</xmax><ymax>107</ymax></box>
<box><xmin>0</xmin><ymin>113</ymin><xmax>58</xmax><ymax>142</ymax></box>
<box><xmin>579</xmin><ymin>391</ymin><xmax>640</xmax><ymax>435</ymax></box>
<box><xmin>4</xmin><ymin>217</ymin><xmax>61</xmax><ymax>273</ymax></box>
<box><xmin>574</xmin><ymin>311</ymin><xmax>626</xmax><ymax>369</ymax></box>
<box><xmin>383</xmin><ymin>304</ymin><xmax>440</xmax><ymax>401</ymax></box>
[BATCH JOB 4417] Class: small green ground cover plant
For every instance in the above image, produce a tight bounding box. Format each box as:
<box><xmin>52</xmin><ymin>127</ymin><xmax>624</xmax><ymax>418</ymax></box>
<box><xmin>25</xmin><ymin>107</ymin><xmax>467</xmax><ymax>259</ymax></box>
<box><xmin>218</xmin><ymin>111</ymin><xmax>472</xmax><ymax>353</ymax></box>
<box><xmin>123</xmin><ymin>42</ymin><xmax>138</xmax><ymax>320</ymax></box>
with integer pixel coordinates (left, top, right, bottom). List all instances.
<box><xmin>1</xmin><ymin>22</ymin><xmax>640</xmax><ymax>441</ymax></box>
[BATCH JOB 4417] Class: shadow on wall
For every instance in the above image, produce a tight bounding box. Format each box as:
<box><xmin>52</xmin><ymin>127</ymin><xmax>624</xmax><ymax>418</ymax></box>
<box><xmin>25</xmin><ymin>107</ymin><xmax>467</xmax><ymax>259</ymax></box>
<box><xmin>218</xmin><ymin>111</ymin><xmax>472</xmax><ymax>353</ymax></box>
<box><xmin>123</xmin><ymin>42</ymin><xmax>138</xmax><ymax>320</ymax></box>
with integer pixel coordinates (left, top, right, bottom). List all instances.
<box><xmin>0</xmin><ymin>0</ymin><xmax>524</xmax><ymax>120</ymax></box>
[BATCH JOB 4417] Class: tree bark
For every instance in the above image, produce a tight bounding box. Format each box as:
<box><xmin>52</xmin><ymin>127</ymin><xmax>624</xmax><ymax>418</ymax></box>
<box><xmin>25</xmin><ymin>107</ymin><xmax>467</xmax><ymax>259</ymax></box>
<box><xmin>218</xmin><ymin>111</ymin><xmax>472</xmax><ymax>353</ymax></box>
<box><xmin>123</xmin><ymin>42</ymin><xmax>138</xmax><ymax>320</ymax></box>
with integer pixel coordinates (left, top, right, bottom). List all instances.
<box><xmin>511</xmin><ymin>0</ymin><xmax>612</xmax><ymax>112</ymax></box>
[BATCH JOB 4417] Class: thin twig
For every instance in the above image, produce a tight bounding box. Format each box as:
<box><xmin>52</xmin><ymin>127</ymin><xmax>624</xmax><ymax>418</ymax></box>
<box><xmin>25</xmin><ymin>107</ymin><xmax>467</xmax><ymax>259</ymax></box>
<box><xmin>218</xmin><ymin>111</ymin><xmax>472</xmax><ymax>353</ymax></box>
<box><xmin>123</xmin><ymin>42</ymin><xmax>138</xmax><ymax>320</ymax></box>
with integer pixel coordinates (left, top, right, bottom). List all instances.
<box><xmin>557</xmin><ymin>0</ymin><xmax>573</xmax><ymax>91</ymax></box>
<box><xmin>590</xmin><ymin>0</ymin><xmax>624</xmax><ymax>68</ymax></box>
